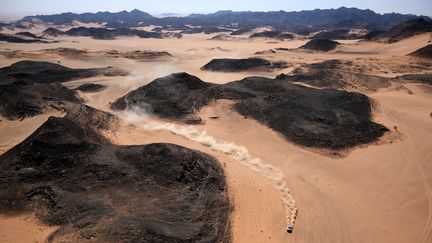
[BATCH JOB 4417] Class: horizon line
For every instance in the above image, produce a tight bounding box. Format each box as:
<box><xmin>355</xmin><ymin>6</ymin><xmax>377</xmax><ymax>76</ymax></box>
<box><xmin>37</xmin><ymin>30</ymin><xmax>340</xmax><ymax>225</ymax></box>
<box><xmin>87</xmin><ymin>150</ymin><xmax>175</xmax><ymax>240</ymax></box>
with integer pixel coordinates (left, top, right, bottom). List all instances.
<box><xmin>1</xmin><ymin>6</ymin><xmax>431</xmax><ymax>22</ymax></box>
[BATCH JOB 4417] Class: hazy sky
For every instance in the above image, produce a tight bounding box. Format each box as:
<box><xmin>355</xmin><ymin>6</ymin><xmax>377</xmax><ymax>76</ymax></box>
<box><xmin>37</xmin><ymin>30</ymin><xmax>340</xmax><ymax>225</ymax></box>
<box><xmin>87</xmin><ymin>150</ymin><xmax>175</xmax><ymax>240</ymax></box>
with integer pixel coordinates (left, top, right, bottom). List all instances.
<box><xmin>1</xmin><ymin>0</ymin><xmax>431</xmax><ymax>20</ymax></box>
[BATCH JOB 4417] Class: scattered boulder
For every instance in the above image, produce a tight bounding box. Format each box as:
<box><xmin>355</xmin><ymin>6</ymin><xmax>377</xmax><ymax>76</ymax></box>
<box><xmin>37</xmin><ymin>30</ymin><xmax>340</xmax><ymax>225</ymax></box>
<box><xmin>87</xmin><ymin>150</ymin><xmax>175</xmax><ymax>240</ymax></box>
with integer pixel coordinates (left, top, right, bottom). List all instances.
<box><xmin>201</xmin><ymin>58</ymin><xmax>288</xmax><ymax>72</ymax></box>
<box><xmin>299</xmin><ymin>39</ymin><xmax>340</xmax><ymax>52</ymax></box>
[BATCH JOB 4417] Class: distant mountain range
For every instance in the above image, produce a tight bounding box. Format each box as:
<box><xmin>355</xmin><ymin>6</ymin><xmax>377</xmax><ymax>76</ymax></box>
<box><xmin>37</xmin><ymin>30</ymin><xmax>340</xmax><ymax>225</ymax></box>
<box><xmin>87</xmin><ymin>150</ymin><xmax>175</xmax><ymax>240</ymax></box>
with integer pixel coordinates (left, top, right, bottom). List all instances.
<box><xmin>20</xmin><ymin>7</ymin><xmax>431</xmax><ymax>31</ymax></box>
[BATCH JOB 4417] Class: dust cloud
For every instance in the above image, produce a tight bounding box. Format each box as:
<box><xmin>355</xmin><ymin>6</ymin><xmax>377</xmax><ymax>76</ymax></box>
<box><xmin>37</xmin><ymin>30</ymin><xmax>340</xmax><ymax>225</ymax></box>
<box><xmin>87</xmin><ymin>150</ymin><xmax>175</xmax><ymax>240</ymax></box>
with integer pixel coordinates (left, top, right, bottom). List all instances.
<box><xmin>116</xmin><ymin>105</ymin><xmax>298</xmax><ymax>227</ymax></box>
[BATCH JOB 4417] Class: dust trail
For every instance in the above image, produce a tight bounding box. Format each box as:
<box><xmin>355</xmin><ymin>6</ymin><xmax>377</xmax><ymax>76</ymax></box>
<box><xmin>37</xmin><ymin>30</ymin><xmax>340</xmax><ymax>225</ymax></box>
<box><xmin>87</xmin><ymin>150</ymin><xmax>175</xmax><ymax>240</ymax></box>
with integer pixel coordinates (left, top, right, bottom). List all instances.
<box><xmin>116</xmin><ymin>106</ymin><xmax>298</xmax><ymax>228</ymax></box>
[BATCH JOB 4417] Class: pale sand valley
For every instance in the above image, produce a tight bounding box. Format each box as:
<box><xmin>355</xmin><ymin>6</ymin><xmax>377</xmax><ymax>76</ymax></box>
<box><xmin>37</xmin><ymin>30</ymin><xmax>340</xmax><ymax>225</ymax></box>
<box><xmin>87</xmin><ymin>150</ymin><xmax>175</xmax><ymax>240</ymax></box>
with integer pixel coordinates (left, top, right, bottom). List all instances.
<box><xmin>0</xmin><ymin>7</ymin><xmax>432</xmax><ymax>243</ymax></box>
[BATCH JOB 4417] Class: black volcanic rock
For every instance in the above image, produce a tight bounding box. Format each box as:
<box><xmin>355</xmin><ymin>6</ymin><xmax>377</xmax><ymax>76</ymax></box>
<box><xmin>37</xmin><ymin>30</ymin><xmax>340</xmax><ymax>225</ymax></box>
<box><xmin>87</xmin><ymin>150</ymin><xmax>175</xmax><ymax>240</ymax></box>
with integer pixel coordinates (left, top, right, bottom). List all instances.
<box><xmin>299</xmin><ymin>39</ymin><xmax>340</xmax><ymax>52</ymax></box>
<box><xmin>201</xmin><ymin>58</ymin><xmax>288</xmax><ymax>72</ymax></box>
<box><xmin>409</xmin><ymin>44</ymin><xmax>432</xmax><ymax>59</ymax></box>
<box><xmin>373</xmin><ymin>18</ymin><xmax>432</xmax><ymax>43</ymax></box>
<box><xmin>112</xmin><ymin>73</ymin><xmax>388</xmax><ymax>150</ymax></box>
<box><xmin>181</xmin><ymin>26</ymin><xmax>229</xmax><ymax>34</ymax></box>
<box><xmin>106</xmin><ymin>50</ymin><xmax>175</xmax><ymax>60</ymax></box>
<box><xmin>15</xmin><ymin>31</ymin><xmax>43</xmax><ymax>39</ymax></box>
<box><xmin>42</xmin><ymin>26</ymin><xmax>168</xmax><ymax>39</ymax></box>
<box><xmin>64</xmin><ymin>27</ymin><xmax>163</xmax><ymax>40</ymax></box>
<box><xmin>396</xmin><ymin>73</ymin><xmax>432</xmax><ymax>85</ymax></box>
<box><xmin>0</xmin><ymin>33</ymin><xmax>45</xmax><ymax>43</ymax></box>
<box><xmin>0</xmin><ymin>61</ymin><xmax>127</xmax><ymax>120</ymax></box>
<box><xmin>0</xmin><ymin>60</ymin><xmax>128</xmax><ymax>84</ymax></box>
<box><xmin>75</xmin><ymin>83</ymin><xmax>107</xmax><ymax>93</ymax></box>
<box><xmin>231</xmin><ymin>77</ymin><xmax>388</xmax><ymax>149</ymax></box>
<box><xmin>362</xmin><ymin>30</ymin><xmax>386</xmax><ymax>40</ymax></box>
<box><xmin>0</xmin><ymin>82</ymin><xmax>81</xmax><ymax>120</ymax></box>
<box><xmin>42</xmin><ymin>27</ymin><xmax>64</xmax><ymax>37</ymax></box>
<box><xmin>249</xmin><ymin>31</ymin><xmax>294</xmax><ymax>40</ymax></box>
<box><xmin>111</xmin><ymin>72</ymin><xmax>216</xmax><ymax>119</ymax></box>
<box><xmin>0</xmin><ymin>109</ymin><xmax>230</xmax><ymax>242</ymax></box>
<box><xmin>278</xmin><ymin>60</ymin><xmax>391</xmax><ymax>91</ymax></box>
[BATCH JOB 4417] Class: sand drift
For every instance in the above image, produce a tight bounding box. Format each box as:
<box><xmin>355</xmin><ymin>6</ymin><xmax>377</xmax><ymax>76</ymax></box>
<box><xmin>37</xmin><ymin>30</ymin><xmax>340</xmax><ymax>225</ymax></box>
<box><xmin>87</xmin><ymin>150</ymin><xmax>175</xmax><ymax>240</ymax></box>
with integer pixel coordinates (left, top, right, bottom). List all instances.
<box><xmin>117</xmin><ymin>106</ymin><xmax>298</xmax><ymax>229</ymax></box>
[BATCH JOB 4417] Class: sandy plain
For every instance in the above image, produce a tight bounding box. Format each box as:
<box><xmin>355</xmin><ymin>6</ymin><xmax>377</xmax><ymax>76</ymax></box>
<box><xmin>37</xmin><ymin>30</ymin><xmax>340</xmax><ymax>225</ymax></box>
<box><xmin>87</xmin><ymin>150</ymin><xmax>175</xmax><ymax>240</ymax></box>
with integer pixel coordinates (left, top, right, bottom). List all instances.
<box><xmin>0</xmin><ymin>29</ymin><xmax>431</xmax><ymax>243</ymax></box>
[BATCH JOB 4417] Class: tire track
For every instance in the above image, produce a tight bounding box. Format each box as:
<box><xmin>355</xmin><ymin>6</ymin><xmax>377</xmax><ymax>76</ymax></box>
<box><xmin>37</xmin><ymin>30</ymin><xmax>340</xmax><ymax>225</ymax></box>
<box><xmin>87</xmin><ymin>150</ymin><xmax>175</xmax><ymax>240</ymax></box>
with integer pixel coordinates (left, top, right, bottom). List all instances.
<box><xmin>116</xmin><ymin>107</ymin><xmax>299</xmax><ymax>230</ymax></box>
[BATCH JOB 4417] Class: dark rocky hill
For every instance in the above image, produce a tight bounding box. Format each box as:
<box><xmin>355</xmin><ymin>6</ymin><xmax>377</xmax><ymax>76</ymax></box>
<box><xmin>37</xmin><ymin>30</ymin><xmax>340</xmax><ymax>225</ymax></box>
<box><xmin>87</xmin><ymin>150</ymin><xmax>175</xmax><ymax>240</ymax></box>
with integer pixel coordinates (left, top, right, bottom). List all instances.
<box><xmin>362</xmin><ymin>30</ymin><xmax>386</xmax><ymax>40</ymax></box>
<box><xmin>21</xmin><ymin>7</ymin><xmax>428</xmax><ymax>32</ymax></box>
<box><xmin>0</xmin><ymin>60</ymin><xmax>128</xmax><ymax>84</ymax></box>
<box><xmin>397</xmin><ymin>73</ymin><xmax>432</xmax><ymax>85</ymax></box>
<box><xmin>0</xmin><ymin>33</ymin><xmax>46</xmax><ymax>43</ymax></box>
<box><xmin>277</xmin><ymin>60</ymin><xmax>391</xmax><ymax>91</ymax></box>
<box><xmin>41</xmin><ymin>27</ymin><xmax>64</xmax><ymax>37</ymax></box>
<box><xmin>409</xmin><ymin>44</ymin><xmax>432</xmax><ymax>58</ymax></box>
<box><xmin>112</xmin><ymin>72</ymin><xmax>388</xmax><ymax>150</ymax></box>
<box><xmin>201</xmin><ymin>58</ymin><xmax>288</xmax><ymax>72</ymax></box>
<box><xmin>372</xmin><ymin>18</ymin><xmax>432</xmax><ymax>43</ymax></box>
<box><xmin>0</xmin><ymin>82</ymin><xmax>81</xmax><ymax>120</ymax></box>
<box><xmin>41</xmin><ymin>27</ymin><xmax>166</xmax><ymax>40</ymax></box>
<box><xmin>0</xmin><ymin>106</ymin><xmax>231</xmax><ymax>242</ymax></box>
<box><xmin>299</xmin><ymin>39</ymin><xmax>340</xmax><ymax>52</ymax></box>
<box><xmin>249</xmin><ymin>31</ymin><xmax>294</xmax><ymax>40</ymax></box>
<box><xmin>15</xmin><ymin>31</ymin><xmax>44</xmax><ymax>39</ymax></box>
<box><xmin>0</xmin><ymin>61</ymin><xmax>127</xmax><ymax>120</ymax></box>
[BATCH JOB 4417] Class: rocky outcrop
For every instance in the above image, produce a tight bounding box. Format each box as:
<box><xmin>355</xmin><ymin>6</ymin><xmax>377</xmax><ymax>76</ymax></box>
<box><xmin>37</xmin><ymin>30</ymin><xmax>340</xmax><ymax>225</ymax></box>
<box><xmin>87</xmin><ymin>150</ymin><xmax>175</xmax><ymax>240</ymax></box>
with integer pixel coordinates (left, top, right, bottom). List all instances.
<box><xmin>201</xmin><ymin>58</ymin><xmax>288</xmax><ymax>72</ymax></box>
<box><xmin>409</xmin><ymin>44</ymin><xmax>432</xmax><ymax>59</ymax></box>
<box><xmin>0</xmin><ymin>61</ymin><xmax>127</xmax><ymax>120</ymax></box>
<box><xmin>372</xmin><ymin>18</ymin><xmax>432</xmax><ymax>43</ymax></box>
<box><xmin>112</xmin><ymin>72</ymin><xmax>388</xmax><ymax>150</ymax></box>
<box><xmin>299</xmin><ymin>39</ymin><xmax>340</xmax><ymax>52</ymax></box>
<box><xmin>0</xmin><ymin>106</ymin><xmax>231</xmax><ymax>242</ymax></box>
<box><xmin>0</xmin><ymin>60</ymin><xmax>128</xmax><ymax>85</ymax></box>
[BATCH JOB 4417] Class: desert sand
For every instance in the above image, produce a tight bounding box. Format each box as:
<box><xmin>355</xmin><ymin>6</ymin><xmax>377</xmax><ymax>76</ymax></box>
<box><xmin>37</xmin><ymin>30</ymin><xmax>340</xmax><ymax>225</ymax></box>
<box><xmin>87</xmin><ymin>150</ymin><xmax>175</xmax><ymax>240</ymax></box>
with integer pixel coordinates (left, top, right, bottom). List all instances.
<box><xmin>0</xmin><ymin>213</ymin><xmax>58</xmax><ymax>243</ymax></box>
<box><xmin>0</xmin><ymin>30</ymin><xmax>431</xmax><ymax>243</ymax></box>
